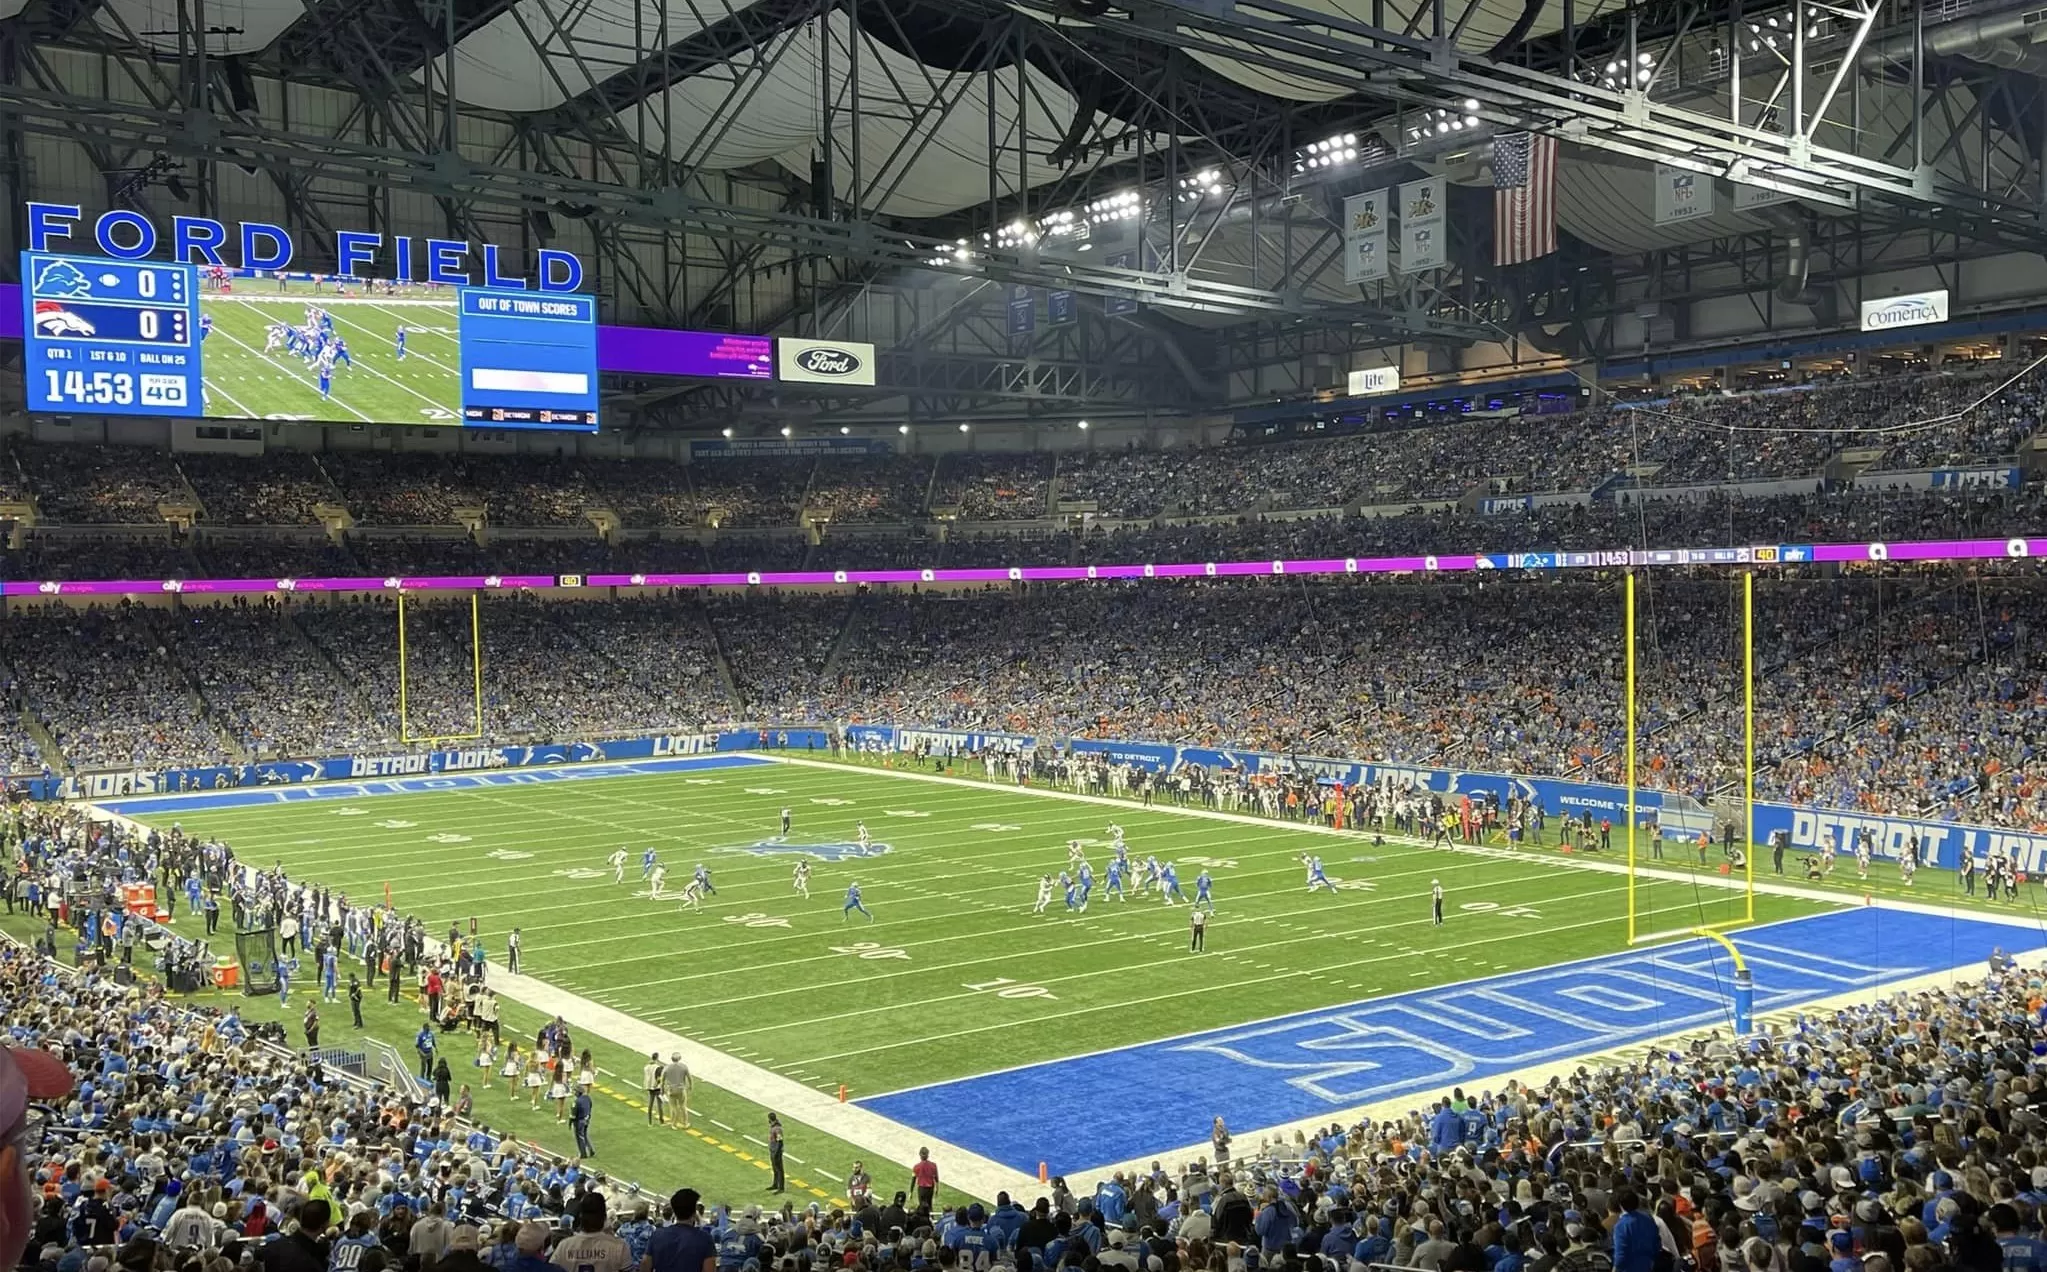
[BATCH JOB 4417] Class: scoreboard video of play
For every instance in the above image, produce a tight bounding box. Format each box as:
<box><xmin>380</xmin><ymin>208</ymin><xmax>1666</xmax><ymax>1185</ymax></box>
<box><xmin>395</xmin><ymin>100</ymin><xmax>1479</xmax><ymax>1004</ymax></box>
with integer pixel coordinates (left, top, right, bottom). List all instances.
<box><xmin>21</xmin><ymin>251</ymin><xmax>601</xmax><ymax>432</ymax></box>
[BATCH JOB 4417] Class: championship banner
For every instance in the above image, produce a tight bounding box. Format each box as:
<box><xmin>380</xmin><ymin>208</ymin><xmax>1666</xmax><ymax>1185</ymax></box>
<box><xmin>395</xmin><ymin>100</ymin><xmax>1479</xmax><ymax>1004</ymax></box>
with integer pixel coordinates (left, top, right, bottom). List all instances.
<box><xmin>1400</xmin><ymin>178</ymin><xmax>1446</xmax><ymax>271</ymax></box>
<box><xmin>1653</xmin><ymin>165</ymin><xmax>1715</xmax><ymax>224</ymax></box>
<box><xmin>1006</xmin><ymin>285</ymin><xmax>1035</xmax><ymax>336</ymax></box>
<box><xmin>1343</xmin><ymin>189</ymin><xmax>1390</xmax><ymax>283</ymax></box>
<box><xmin>1733</xmin><ymin>183</ymin><xmax>1792</xmax><ymax>211</ymax></box>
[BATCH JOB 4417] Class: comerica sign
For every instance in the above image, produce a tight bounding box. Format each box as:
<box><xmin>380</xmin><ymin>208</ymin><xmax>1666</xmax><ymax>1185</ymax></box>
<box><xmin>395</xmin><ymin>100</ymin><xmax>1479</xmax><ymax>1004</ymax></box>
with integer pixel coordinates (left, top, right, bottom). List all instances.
<box><xmin>1859</xmin><ymin>288</ymin><xmax>1949</xmax><ymax>332</ymax></box>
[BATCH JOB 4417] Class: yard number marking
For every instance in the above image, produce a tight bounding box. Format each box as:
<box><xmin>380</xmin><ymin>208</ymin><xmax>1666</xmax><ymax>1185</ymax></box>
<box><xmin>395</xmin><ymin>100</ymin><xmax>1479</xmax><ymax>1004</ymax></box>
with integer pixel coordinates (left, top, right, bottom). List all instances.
<box><xmin>830</xmin><ymin>942</ymin><xmax>909</xmax><ymax>961</ymax></box>
<box><xmin>963</xmin><ymin>977</ymin><xmax>1057</xmax><ymax>1001</ymax></box>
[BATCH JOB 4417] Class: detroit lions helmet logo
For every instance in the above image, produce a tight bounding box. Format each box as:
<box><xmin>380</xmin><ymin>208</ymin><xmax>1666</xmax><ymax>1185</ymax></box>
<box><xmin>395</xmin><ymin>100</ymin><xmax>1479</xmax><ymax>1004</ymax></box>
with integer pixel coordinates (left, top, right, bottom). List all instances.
<box><xmin>734</xmin><ymin>838</ymin><xmax>890</xmax><ymax>861</ymax></box>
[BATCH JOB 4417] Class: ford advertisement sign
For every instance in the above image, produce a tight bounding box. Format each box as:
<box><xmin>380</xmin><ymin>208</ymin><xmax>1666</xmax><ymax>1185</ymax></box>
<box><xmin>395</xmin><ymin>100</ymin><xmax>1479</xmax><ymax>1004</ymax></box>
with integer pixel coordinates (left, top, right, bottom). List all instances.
<box><xmin>778</xmin><ymin>337</ymin><xmax>877</xmax><ymax>386</ymax></box>
<box><xmin>1860</xmin><ymin>289</ymin><xmax>1949</xmax><ymax>332</ymax></box>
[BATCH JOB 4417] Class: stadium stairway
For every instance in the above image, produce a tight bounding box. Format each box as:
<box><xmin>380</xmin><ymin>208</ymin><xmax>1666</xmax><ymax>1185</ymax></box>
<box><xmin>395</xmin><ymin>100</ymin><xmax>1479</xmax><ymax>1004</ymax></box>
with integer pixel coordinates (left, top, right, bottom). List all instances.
<box><xmin>13</xmin><ymin>702</ymin><xmax>66</xmax><ymax>778</ymax></box>
<box><xmin>817</xmin><ymin>591</ymin><xmax>868</xmax><ymax>683</ymax></box>
<box><xmin>696</xmin><ymin>604</ymin><xmax>745</xmax><ymax>705</ymax></box>
<box><xmin>283</xmin><ymin>607</ymin><xmax>378</xmax><ymax>721</ymax></box>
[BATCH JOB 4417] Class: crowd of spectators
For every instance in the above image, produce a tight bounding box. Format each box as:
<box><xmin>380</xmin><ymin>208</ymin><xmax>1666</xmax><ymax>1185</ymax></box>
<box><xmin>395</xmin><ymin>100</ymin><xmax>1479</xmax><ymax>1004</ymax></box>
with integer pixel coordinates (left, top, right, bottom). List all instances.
<box><xmin>0</xmin><ymin>359</ymin><xmax>2036</xmax><ymax>533</ymax></box>
<box><xmin>176</xmin><ymin>452</ymin><xmax>338</xmax><ymax>527</ymax></box>
<box><xmin>804</xmin><ymin>457</ymin><xmax>934</xmax><ymax>523</ymax></box>
<box><xmin>933</xmin><ymin>454</ymin><xmax>1054</xmax><ymax>519</ymax></box>
<box><xmin>6</xmin><ymin>857</ymin><xmax>2047</xmax><ymax>1272</ymax></box>
<box><xmin>0</xmin><ymin>605</ymin><xmax>227</xmax><ymax>772</ymax></box>
<box><xmin>704</xmin><ymin>594</ymin><xmax>854</xmax><ymax>721</ymax></box>
<box><xmin>15</xmin><ymin>444</ymin><xmax>191</xmax><ymax>524</ymax></box>
<box><xmin>6</xmin><ymin>535</ymin><xmax>200</xmax><ymax>582</ymax></box>
<box><xmin>4</xmin><ymin>568</ymin><xmax>2047</xmax><ymax>834</ymax></box>
<box><xmin>168</xmin><ymin>602</ymin><xmax>387</xmax><ymax>760</ymax></box>
<box><xmin>692</xmin><ymin>458</ymin><xmax>817</xmax><ymax>528</ymax></box>
<box><xmin>0</xmin><ymin>891</ymin><xmax>668</xmax><ymax>1272</ymax></box>
<box><xmin>4</xmin><ymin>478</ymin><xmax>2002</xmax><ymax>584</ymax></box>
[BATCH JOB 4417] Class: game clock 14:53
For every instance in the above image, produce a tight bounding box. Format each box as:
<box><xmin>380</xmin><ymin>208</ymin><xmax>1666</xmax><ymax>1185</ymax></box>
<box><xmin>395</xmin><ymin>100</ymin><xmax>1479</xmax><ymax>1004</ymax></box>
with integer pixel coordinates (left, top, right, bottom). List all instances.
<box><xmin>21</xmin><ymin>252</ymin><xmax>204</xmax><ymax>417</ymax></box>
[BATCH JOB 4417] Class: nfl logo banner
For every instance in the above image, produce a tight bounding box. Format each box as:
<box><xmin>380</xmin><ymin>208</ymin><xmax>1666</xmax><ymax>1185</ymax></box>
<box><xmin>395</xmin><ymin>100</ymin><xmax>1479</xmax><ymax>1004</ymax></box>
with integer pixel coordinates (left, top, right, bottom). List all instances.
<box><xmin>1400</xmin><ymin>178</ymin><xmax>1445</xmax><ymax>271</ymax></box>
<box><xmin>1343</xmin><ymin>189</ymin><xmax>1390</xmax><ymax>283</ymax></box>
<box><xmin>1654</xmin><ymin>164</ymin><xmax>1716</xmax><ymax>223</ymax></box>
<box><xmin>1733</xmin><ymin>183</ymin><xmax>1792</xmax><ymax>210</ymax></box>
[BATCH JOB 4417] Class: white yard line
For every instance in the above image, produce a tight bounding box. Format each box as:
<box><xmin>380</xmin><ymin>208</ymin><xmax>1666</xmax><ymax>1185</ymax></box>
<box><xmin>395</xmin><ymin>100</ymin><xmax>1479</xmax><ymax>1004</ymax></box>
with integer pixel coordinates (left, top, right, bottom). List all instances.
<box><xmin>475</xmin><ymin>959</ymin><xmax>1041</xmax><ymax>1203</ymax></box>
<box><xmin>87</xmin><ymin>752</ymin><xmax>2043</xmax><ymax>1207</ymax></box>
<box><xmin>88</xmin><ymin>786</ymin><xmax>1042</xmax><ymax>1205</ymax></box>
<box><xmin>762</xmin><ymin>755</ymin><xmax>2042</xmax><ymax>932</ymax></box>
<box><xmin>205</xmin><ymin>324</ymin><xmax>376</xmax><ymax>423</ymax></box>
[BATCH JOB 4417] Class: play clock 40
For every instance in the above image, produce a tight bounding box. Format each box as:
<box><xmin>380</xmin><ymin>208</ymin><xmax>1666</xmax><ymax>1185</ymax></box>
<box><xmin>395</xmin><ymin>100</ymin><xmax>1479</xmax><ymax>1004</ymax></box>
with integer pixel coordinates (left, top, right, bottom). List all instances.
<box><xmin>22</xmin><ymin>252</ymin><xmax>202</xmax><ymax>417</ymax></box>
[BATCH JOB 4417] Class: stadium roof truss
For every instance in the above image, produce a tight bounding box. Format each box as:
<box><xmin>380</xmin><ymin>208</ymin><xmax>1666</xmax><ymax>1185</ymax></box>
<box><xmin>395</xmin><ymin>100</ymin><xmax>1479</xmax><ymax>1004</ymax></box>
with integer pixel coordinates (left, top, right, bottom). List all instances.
<box><xmin>5</xmin><ymin>0</ymin><xmax>2047</xmax><ymax>420</ymax></box>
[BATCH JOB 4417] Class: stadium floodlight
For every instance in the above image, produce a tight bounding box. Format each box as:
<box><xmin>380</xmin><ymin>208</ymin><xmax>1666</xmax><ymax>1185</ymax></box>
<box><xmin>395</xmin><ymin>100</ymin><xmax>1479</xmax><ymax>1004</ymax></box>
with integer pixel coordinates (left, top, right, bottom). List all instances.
<box><xmin>1177</xmin><ymin>168</ymin><xmax>1226</xmax><ymax>202</ymax></box>
<box><xmin>721</xmin><ymin>427</ymin><xmax>734</xmax><ymax>438</ymax></box>
<box><xmin>780</xmin><ymin>426</ymin><xmax>793</xmax><ymax>438</ymax></box>
<box><xmin>1292</xmin><ymin>133</ymin><xmax>1359</xmax><ymax>174</ymax></box>
<box><xmin>840</xmin><ymin>426</ymin><xmax>851</xmax><ymax>435</ymax></box>
<box><xmin>1402</xmin><ymin>110</ymin><xmax>1478</xmax><ymax>144</ymax></box>
<box><xmin>958</xmin><ymin>422</ymin><xmax>970</xmax><ymax>433</ymax></box>
<box><xmin>986</xmin><ymin>219</ymin><xmax>1040</xmax><ymax>250</ymax></box>
<box><xmin>1077</xmin><ymin>419</ymin><xmax>1090</xmax><ymax>430</ymax></box>
<box><xmin>898</xmin><ymin>424</ymin><xmax>910</xmax><ymax>434</ymax></box>
<box><xmin>1083</xmin><ymin>190</ymin><xmax>1143</xmax><ymax>225</ymax></box>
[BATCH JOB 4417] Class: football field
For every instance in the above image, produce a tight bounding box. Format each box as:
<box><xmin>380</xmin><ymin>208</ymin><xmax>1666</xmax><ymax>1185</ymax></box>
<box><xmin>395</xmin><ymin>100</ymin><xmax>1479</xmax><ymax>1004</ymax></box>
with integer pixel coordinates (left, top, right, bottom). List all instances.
<box><xmin>90</xmin><ymin>753</ymin><xmax>2047</xmax><ymax>1197</ymax></box>
<box><xmin>197</xmin><ymin>280</ymin><xmax>460</xmax><ymax>424</ymax></box>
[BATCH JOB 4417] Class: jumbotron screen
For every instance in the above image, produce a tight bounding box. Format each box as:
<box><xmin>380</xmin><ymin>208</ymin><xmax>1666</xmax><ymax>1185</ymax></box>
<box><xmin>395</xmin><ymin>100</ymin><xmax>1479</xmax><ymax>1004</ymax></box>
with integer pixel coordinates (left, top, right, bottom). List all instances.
<box><xmin>22</xmin><ymin>251</ymin><xmax>602</xmax><ymax>432</ymax></box>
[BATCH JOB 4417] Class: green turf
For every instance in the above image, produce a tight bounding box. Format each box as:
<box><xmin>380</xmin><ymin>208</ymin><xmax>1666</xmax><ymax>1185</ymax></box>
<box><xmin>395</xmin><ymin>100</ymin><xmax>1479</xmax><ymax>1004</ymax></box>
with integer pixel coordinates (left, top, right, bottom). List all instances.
<box><xmin>113</xmin><ymin>757</ymin><xmax>1841</xmax><ymax>1120</ymax></box>
<box><xmin>0</xmin><ymin>908</ymin><xmax>944</xmax><ymax>1213</ymax></box>
<box><xmin>198</xmin><ymin>279</ymin><xmax>460</xmax><ymax>425</ymax></box>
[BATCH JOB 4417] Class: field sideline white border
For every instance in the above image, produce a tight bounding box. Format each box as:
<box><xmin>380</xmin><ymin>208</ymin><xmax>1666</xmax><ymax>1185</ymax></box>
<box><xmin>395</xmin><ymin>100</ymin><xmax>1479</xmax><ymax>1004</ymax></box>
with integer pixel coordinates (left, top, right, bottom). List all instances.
<box><xmin>762</xmin><ymin>755</ymin><xmax>2047</xmax><ymax>1184</ymax></box>
<box><xmin>82</xmin><ymin>751</ymin><xmax>2047</xmax><ymax>1205</ymax></box>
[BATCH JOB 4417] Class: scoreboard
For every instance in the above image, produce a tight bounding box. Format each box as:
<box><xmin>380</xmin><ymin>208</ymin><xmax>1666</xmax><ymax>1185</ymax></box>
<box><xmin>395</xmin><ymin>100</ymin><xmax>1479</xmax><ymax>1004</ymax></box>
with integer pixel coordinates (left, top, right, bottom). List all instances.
<box><xmin>19</xmin><ymin>250</ymin><xmax>601</xmax><ymax>432</ymax></box>
<box><xmin>457</xmin><ymin>289</ymin><xmax>599</xmax><ymax>428</ymax></box>
<box><xmin>22</xmin><ymin>254</ymin><xmax>201</xmax><ymax>416</ymax></box>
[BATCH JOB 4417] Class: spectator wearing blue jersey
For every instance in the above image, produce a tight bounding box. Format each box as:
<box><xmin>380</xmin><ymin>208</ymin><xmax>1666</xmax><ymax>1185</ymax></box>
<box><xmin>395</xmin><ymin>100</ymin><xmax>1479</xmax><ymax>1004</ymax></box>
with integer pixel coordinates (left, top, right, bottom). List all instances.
<box><xmin>1609</xmin><ymin>1192</ymin><xmax>1659</xmax><ymax>1272</ymax></box>
<box><xmin>1354</xmin><ymin>1216</ymin><xmax>1394</xmax><ymax>1267</ymax></box>
<box><xmin>505</xmin><ymin>1225</ymin><xmax>555</xmax><ymax>1272</ymax></box>
<box><xmin>1429</xmin><ymin>1100</ymin><xmax>1464</xmax><ymax>1153</ymax></box>
<box><xmin>1094</xmin><ymin>1175</ymin><xmax>1128</xmax><ymax>1229</ymax></box>
<box><xmin>986</xmin><ymin>1195</ymin><xmax>1025</xmax><ymax>1252</ymax></box>
<box><xmin>1993</xmin><ymin>1205</ymin><xmax>2047</xmax><ymax>1272</ymax></box>
<box><xmin>945</xmin><ymin>1206</ymin><xmax>999</xmax><ymax>1269</ymax></box>
<box><xmin>331</xmin><ymin>1212</ymin><xmax>384</xmax><ymax>1272</ymax></box>
<box><xmin>1254</xmin><ymin>1186</ymin><xmax>1297</xmax><ymax>1256</ymax></box>
<box><xmin>712</xmin><ymin>1205</ymin><xmax>763</xmax><ymax>1272</ymax></box>
<box><xmin>617</xmin><ymin>1204</ymin><xmax>657</xmax><ymax>1269</ymax></box>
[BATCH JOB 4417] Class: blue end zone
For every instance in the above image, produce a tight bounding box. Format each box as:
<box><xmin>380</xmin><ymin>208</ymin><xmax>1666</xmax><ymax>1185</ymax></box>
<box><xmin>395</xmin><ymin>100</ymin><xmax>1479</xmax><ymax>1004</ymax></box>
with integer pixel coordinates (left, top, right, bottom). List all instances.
<box><xmin>860</xmin><ymin>907</ymin><xmax>2047</xmax><ymax>1176</ymax></box>
<box><xmin>90</xmin><ymin>754</ymin><xmax>774</xmax><ymax>817</ymax></box>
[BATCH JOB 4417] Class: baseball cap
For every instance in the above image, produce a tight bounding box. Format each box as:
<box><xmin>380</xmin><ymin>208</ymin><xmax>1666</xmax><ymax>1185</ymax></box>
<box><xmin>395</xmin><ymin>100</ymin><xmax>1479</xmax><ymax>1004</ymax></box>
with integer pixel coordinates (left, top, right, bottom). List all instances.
<box><xmin>0</xmin><ymin>1046</ymin><xmax>73</xmax><ymax>1131</ymax></box>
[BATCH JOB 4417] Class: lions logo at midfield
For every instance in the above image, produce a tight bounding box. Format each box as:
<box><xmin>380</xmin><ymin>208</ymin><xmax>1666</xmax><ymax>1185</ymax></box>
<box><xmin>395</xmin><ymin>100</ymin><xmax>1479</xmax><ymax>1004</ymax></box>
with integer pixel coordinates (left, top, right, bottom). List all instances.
<box><xmin>734</xmin><ymin>838</ymin><xmax>890</xmax><ymax>862</ymax></box>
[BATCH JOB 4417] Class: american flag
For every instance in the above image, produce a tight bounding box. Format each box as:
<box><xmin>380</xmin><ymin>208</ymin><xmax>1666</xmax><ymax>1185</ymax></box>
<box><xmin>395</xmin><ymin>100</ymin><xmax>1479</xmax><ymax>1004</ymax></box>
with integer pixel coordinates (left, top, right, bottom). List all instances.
<box><xmin>1493</xmin><ymin>132</ymin><xmax>1558</xmax><ymax>266</ymax></box>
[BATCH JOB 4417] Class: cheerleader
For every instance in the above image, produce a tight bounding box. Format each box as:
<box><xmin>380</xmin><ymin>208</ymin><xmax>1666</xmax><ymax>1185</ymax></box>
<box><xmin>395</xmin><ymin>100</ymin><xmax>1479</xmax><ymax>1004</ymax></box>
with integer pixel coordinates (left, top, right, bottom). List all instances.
<box><xmin>548</xmin><ymin>1058</ymin><xmax>571</xmax><ymax>1121</ymax></box>
<box><xmin>496</xmin><ymin>1042</ymin><xmax>520</xmax><ymax>1093</ymax></box>
<box><xmin>475</xmin><ymin>1030</ymin><xmax>496</xmax><ymax>1084</ymax></box>
<box><xmin>576</xmin><ymin>1047</ymin><xmax>596</xmax><ymax>1089</ymax></box>
<box><xmin>524</xmin><ymin>1052</ymin><xmax>547</xmax><ymax>1108</ymax></box>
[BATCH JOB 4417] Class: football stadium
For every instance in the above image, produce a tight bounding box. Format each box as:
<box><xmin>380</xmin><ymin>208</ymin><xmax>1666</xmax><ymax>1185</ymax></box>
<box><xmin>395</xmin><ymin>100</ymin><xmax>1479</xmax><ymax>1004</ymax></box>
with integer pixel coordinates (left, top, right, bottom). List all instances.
<box><xmin>16</xmin><ymin>3</ymin><xmax>2047</xmax><ymax>1272</ymax></box>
